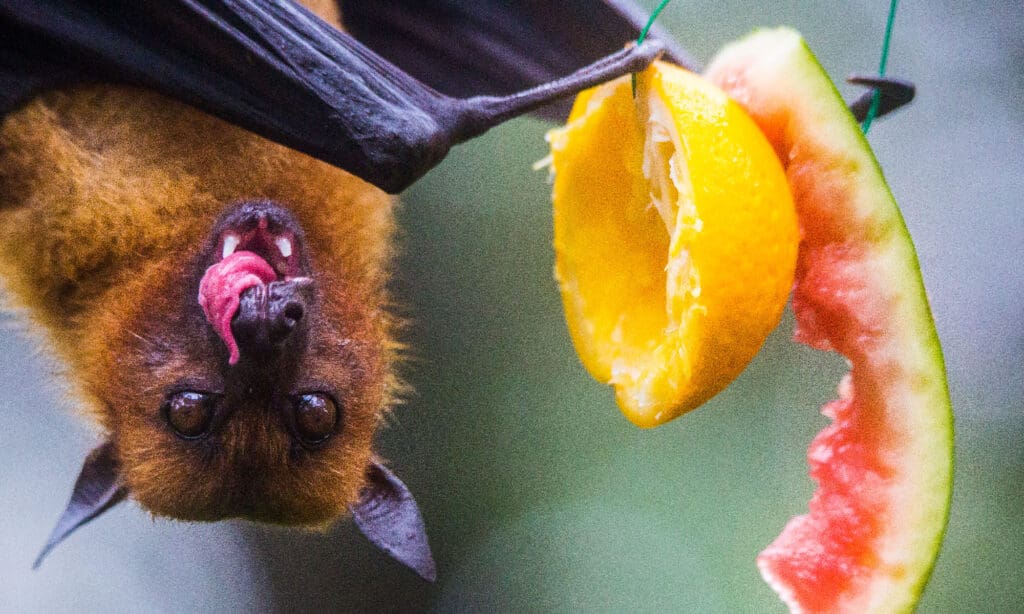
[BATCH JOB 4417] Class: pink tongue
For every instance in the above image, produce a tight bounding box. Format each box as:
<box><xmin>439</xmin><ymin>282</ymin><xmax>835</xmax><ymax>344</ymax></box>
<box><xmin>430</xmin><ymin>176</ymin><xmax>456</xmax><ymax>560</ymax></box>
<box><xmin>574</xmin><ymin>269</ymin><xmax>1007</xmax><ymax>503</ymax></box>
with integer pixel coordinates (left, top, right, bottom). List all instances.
<box><xmin>198</xmin><ymin>251</ymin><xmax>277</xmax><ymax>364</ymax></box>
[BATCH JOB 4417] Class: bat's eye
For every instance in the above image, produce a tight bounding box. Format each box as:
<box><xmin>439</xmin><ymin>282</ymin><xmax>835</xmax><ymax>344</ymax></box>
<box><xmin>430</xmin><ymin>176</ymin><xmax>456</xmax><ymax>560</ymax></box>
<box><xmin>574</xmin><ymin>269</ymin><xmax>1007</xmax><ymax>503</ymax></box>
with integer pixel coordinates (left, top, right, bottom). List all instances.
<box><xmin>162</xmin><ymin>391</ymin><xmax>216</xmax><ymax>439</ymax></box>
<box><xmin>291</xmin><ymin>393</ymin><xmax>339</xmax><ymax>445</ymax></box>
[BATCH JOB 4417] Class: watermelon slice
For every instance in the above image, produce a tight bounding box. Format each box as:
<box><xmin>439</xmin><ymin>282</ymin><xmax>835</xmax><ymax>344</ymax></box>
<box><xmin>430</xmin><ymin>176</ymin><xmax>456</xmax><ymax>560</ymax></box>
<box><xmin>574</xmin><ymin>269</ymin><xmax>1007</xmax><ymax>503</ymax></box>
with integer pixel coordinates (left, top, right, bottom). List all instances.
<box><xmin>704</xmin><ymin>29</ymin><xmax>954</xmax><ymax>613</ymax></box>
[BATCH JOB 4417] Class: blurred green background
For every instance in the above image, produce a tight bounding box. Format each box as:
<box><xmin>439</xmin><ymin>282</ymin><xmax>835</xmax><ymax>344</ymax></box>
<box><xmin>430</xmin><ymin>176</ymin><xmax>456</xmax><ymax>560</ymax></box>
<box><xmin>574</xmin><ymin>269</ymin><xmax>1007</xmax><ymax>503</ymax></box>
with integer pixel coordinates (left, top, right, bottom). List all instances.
<box><xmin>2</xmin><ymin>1</ymin><xmax>1021</xmax><ymax>612</ymax></box>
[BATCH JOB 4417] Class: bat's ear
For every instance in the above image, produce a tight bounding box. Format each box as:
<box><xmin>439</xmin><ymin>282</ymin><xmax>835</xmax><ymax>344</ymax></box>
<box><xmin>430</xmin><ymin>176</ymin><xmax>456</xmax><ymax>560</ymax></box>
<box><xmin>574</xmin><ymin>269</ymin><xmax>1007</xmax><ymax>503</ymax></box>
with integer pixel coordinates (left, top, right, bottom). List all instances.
<box><xmin>33</xmin><ymin>442</ymin><xmax>127</xmax><ymax>569</ymax></box>
<box><xmin>351</xmin><ymin>460</ymin><xmax>436</xmax><ymax>582</ymax></box>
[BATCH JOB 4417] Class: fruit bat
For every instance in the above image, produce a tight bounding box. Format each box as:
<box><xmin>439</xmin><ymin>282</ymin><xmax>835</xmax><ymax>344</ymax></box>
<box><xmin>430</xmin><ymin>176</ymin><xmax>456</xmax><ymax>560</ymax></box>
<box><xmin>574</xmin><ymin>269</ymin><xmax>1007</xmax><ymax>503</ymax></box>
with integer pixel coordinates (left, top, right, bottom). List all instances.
<box><xmin>0</xmin><ymin>0</ymin><xmax>682</xmax><ymax>581</ymax></box>
<box><xmin>0</xmin><ymin>0</ymin><xmax>912</xmax><ymax>581</ymax></box>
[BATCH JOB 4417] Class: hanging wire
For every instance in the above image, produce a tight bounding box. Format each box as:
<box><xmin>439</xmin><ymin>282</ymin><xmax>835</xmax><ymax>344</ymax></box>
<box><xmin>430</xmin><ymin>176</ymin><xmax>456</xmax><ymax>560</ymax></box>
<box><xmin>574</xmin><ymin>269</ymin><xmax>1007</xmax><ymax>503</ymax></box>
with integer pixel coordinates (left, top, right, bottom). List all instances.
<box><xmin>632</xmin><ymin>0</ymin><xmax>675</xmax><ymax>96</ymax></box>
<box><xmin>862</xmin><ymin>0</ymin><xmax>900</xmax><ymax>134</ymax></box>
<box><xmin>631</xmin><ymin>0</ymin><xmax>904</xmax><ymax>128</ymax></box>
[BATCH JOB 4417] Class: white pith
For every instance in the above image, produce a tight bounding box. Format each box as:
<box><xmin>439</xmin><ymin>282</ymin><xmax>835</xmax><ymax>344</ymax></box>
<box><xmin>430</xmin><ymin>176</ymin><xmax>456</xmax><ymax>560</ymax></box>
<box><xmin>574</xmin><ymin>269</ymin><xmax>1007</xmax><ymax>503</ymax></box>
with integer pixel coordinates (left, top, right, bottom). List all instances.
<box><xmin>605</xmin><ymin>81</ymin><xmax>702</xmax><ymax>412</ymax></box>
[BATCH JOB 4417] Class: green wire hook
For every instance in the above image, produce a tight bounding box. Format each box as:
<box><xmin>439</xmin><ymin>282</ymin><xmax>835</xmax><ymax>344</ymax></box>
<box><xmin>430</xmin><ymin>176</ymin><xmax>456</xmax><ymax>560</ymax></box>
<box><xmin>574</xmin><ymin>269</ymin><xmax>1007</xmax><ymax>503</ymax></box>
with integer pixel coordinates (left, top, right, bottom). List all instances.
<box><xmin>862</xmin><ymin>0</ymin><xmax>900</xmax><ymax>134</ymax></box>
<box><xmin>630</xmin><ymin>0</ymin><xmax>902</xmax><ymax>133</ymax></box>
<box><xmin>632</xmin><ymin>0</ymin><xmax>675</xmax><ymax>97</ymax></box>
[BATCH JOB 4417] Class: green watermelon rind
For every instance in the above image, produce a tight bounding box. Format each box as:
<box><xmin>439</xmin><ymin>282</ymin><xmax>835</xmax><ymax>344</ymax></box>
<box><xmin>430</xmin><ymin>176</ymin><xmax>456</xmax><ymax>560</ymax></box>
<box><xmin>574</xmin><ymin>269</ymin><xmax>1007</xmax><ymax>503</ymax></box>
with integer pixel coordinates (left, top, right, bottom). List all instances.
<box><xmin>706</xmin><ymin>28</ymin><xmax>954</xmax><ymax>613</ymax></box>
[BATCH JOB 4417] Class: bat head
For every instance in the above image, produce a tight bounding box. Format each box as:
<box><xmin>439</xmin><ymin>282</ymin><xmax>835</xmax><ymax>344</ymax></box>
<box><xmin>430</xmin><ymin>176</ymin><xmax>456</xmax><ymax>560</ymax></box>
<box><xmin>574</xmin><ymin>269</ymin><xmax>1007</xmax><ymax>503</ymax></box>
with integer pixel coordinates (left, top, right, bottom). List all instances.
<box><xmin>109</xmin><ymin>199</ymin><xmax>385</xmax><ymax>525</ymax></box>
<box><xmin>2</xmin><ymin>86</ymin><xmax>432</xmax><ymax>578</ymax></box>
<box><xmin>41</xmin><ymin>195</ymin><xmax>432</xmax><ymax>578</ymax></box>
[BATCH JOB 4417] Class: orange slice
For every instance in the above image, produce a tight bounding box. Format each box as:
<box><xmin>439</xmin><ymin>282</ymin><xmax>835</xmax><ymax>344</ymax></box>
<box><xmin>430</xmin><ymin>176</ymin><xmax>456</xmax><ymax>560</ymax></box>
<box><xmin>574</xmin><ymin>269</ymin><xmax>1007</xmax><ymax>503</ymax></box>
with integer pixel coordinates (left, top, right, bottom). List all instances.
<box><xmin>548</xmin><ymin>62</ymin><xmax>799</xmax><ymax>427</ymax></box>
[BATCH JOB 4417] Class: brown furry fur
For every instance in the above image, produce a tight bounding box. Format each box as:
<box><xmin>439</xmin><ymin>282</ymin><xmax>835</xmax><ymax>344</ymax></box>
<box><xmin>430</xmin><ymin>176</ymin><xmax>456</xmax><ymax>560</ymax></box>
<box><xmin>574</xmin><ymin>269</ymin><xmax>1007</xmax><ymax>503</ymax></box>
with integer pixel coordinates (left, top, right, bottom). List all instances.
<box><xmin>0</xmin><ymin>2</ymin><xmax>403</xmax><ymax>526</ymax></box>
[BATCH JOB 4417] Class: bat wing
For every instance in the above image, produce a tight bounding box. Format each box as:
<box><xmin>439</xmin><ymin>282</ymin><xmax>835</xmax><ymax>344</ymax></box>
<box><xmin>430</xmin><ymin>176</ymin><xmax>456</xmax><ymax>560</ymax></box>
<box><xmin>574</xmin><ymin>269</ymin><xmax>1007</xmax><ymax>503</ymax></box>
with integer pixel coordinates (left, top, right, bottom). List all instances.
<box><xmin>341</xmin><ymin>0</ymin><xmax>698</xmax><ymax>121</ymax></box>
<box><xmin>0</xmin><ymin>0</ymin><xmax>666</xmax><ymax>193</ymax></box>
<box><xmin>0</xmin><ymin>2</ymin><xmax>911</xmax><ymax>192</ymax></box>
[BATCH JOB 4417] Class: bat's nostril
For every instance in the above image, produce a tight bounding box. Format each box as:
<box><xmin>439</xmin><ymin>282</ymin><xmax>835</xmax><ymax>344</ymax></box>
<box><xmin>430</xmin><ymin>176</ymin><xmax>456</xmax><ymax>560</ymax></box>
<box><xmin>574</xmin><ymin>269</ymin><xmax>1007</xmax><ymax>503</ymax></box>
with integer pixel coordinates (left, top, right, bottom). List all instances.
<box><xmin>283</xmin><ymin>302</ymin><xmax>304</xmax><ymax>323</ymax></box>
<box><xmin>228</xmin><ymin>277</ymin><xmax>315</xmax><ymax>361</ymax></box>
<box><xmin>268</xmin><ymin>301</ymin><xmax>303</xmax><ymax>344</ymax></box>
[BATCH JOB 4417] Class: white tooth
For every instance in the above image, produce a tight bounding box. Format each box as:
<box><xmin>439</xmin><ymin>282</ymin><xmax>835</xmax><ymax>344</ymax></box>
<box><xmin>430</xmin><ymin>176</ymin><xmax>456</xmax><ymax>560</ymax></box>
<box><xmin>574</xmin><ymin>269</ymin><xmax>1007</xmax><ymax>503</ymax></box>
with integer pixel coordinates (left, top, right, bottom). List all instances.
<box><xmin>222</xmin><ymin>234</ymin><xmax>240</xmax><ymax>259</ymax></box>
<box><xmin>275</xmin><ymin>236</ymin><xmax>293</xmax><ymax>258</ymax></box>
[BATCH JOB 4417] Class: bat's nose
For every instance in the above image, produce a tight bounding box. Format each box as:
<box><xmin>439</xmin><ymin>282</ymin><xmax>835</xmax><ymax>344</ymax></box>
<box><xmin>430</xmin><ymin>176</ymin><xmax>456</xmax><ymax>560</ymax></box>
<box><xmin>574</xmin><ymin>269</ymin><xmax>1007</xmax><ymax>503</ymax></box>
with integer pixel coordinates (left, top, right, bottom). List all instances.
<box><xmin>231</xmin><ymin>278</ymin><xmax>313</xmax><ymax>361</ymax></box>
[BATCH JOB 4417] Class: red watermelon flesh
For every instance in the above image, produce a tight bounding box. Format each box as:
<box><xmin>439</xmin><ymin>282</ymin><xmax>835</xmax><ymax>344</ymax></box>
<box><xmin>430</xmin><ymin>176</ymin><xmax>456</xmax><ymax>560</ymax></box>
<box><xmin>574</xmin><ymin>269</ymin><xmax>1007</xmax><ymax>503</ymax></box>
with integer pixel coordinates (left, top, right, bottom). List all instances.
<box><xmin>705</xmin><ymin>29</ymin><xmax>953</xmax><ymax>613</ymax></box>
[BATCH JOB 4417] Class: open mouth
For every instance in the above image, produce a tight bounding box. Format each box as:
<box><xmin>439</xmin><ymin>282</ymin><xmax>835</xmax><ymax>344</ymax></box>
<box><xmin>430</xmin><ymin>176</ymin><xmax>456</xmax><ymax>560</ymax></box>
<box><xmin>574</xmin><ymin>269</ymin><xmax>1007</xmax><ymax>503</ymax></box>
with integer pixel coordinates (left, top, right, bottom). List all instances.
<box><xmin>216</xmin><ymin>218</ymin><xmax>303</xmax><ymax>280</ymax></box>
<box><xmin>198</xmin><ymin>202</ymin><xmax>311</xmax><ymax>364</ymax></box>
